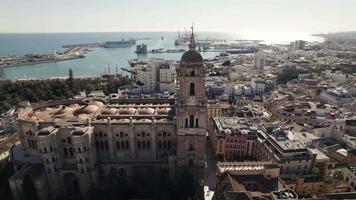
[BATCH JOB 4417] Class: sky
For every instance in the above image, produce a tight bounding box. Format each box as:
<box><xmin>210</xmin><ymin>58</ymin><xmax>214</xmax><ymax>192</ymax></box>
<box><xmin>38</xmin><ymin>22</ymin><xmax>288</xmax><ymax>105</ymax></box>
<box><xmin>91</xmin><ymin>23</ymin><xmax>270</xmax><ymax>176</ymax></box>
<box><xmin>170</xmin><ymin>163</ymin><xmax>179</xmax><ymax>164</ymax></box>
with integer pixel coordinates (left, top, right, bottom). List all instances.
<box><xmin>1</xmin><ymin>0</ymin><xmax>356</xmax><ymax>33</ymax></box>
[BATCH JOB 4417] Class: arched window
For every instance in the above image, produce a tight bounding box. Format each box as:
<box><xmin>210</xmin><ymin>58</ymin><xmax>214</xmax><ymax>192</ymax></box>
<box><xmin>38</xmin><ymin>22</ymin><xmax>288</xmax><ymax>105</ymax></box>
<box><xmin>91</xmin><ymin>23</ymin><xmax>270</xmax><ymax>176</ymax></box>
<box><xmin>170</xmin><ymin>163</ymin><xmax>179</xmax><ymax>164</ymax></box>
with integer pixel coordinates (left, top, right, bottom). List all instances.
<box><xmin>119</xmin><ymin>168</ymin><xmax>126</xmax><ymax>177</ymax></box>
<box><xmin>125</xmin><ymin>141</ymin><xmax>129</xmax><ymax>150</ymax></box>
<box><xmin>64</xmin><ymin>148</ymin><xmax>68</xmax><ymax>157</ymax></box>
<box><xmin>142</xmin><ymin>141</ymin><xmax>146</xmax><ymax>149</ymax></box>
<box><xmin>189</xmin><ymin>159</ymin><xmax>194</xmax><ymax>167</ymax></box>
<box><xmin>34</xmin><ymin>141</ymin><xmax>38</xmax><ymax>150</ymax></box>
<box><xmin>69</xmin><ymin>147</ymin><xmax>74</xmax><ymax>156</ymax></box>
<box><xmin>190</xmin><ymin>82</ymin><xmax>195</xmax><ymax>96</ymax></box>
<box><xmin>191</xmin><ymin>70</ymin><xmax>195</xmax><ymax>76</ymax></box>
<box><xmin>121</xmin><ymin>141</ymin><xmax>124</xmax><ymax>150</ymax></box>
<box><xmin>27</xmin><ymin>139</ymin><xmax>32</xmax><ymax>149</ymax></box>
<box><xmin>185</xmin><ymin>118</ymin><xmax>189</xmax><ymax>128</ymax></box>
<box><xmin>189</xmin><ymin>115</ymin><xmax>194</xmax><ymax>128</ymax></box>
<box><xmin>96</xmin><ymin>141</ymin><xmax>99</xmax><ymax>149</ymax></box>
<box><xmin>104</xmin><ymin>141</ymin><xmax>109</xmax><ymax>150</ymax></box>
<box><xmin>195</xmin><ymin>118</ymin><xmax>199</xmax><ymax>128</ymax></box>
<box><xmin>146</xmin><ymin>141</ymin><xmax>150</xmax><ymax>150</ymax></box>
<box><xmin>188</xmin><ymin>144</ymin><xmax>195</xmax><ymax>151</ymax></box>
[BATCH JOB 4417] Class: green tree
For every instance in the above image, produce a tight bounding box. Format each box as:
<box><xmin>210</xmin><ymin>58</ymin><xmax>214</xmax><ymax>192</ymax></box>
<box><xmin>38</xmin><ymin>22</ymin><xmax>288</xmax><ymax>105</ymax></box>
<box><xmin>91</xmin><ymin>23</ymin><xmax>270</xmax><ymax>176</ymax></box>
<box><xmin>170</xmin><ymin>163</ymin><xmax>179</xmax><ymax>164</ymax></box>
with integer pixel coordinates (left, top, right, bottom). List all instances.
<box><xmin>332</xmin><ymin>170</ymin><xmax>344</xmax><ymax>181</ymax></box>
<box><xmin>332</xmin><ymin>170</ymin><xmax>344</xmax><ymax>190</ymax></box>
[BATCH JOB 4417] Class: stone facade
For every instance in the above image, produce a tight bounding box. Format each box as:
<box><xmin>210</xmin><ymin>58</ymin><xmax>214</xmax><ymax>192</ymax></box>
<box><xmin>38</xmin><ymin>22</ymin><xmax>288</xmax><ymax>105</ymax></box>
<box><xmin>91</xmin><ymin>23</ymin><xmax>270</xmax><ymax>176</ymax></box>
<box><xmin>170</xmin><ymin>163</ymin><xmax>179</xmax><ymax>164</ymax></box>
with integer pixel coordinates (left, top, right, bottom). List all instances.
<box><xmin>9</xmin><ymin>35</ymin><xmax>208</xmax><ymax>199</ymax></box>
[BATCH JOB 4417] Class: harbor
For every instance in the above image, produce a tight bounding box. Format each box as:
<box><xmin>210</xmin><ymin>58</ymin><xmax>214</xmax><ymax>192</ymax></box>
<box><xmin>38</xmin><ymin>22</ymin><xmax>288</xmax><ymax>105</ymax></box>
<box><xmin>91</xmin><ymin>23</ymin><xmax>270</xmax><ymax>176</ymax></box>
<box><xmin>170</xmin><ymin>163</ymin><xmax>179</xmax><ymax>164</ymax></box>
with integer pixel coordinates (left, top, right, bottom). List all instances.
<box><xmin>0</xmin><ymin>46</ymin><xmax>89</xmax><ymax>68</ymax></box>
<box><xmin>0</xmin><ymin>31</ymin><xmax>322</xmax><ymax>80</ymax></box>
<box><xmin>0</xmin><ymin>38</ymin><xmax>151</xmax><ymax>68</ymax></box>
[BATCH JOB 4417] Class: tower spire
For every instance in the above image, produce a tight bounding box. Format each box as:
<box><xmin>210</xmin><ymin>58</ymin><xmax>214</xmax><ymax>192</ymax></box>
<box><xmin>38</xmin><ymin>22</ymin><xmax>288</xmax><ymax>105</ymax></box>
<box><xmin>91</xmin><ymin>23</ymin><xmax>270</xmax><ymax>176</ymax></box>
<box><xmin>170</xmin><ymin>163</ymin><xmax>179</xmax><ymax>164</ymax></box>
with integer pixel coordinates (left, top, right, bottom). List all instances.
<box><xmin>189</xmin><ymin>25</ymin><xmax>196</xmax><ymax>50</ymax></box>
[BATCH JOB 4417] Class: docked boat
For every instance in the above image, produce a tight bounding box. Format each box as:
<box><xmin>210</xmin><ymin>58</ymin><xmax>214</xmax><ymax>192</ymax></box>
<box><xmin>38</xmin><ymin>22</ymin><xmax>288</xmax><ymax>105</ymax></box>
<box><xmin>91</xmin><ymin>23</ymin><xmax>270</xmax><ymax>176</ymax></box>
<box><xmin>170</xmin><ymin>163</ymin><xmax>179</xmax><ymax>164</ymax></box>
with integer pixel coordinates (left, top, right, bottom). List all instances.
<box><xmin>128</xmin><ymin>59</ymin><xmax>147</xmax><ymax>67</ymax></box>
<box><xmin>174</xmin><ymin>30</ymin><xmax>193</xmax><ymax>46</ymax></box>
<box><xmin>103</xmin><ymin>39</ymin><xmax>136</xmax><ymax>48</ymax></box>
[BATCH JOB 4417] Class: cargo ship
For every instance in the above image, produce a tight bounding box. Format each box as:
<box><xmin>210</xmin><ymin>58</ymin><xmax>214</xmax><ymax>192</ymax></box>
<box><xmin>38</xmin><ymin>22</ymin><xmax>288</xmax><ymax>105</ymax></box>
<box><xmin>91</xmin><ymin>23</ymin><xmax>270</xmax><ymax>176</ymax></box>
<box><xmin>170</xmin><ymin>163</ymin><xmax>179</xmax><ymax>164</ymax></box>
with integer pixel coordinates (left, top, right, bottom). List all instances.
<box><xmin>103</xmin><ymin>39</ymin><xmax>136</xmax><ymax>48</ymax></box>
<box><xmin>174</xmin><ymin>30</ymin><xmax>193</xmax><ymax>46</ymax></box>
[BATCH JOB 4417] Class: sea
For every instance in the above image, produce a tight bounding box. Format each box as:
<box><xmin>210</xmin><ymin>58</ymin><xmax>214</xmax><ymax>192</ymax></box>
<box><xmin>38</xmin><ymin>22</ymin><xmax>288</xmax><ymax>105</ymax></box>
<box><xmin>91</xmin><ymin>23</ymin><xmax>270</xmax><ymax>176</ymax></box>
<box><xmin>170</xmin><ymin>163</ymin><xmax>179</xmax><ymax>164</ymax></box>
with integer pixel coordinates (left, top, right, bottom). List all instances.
<box><xmin>0</xmin><ymin>31</ymin><xmax>323</xmax><ymax>80</ymax></box>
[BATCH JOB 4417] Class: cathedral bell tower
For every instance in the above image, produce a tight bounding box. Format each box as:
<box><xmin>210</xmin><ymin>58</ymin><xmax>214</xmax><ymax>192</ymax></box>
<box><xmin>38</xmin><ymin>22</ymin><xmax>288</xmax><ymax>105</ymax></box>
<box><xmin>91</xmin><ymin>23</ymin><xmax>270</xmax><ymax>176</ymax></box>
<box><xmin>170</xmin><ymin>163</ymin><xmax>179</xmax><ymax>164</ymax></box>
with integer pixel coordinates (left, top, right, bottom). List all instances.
<box><xmin>176</xmin><ymin>26</ymin><xmax>207</xmax><ymax>171</ymax></box>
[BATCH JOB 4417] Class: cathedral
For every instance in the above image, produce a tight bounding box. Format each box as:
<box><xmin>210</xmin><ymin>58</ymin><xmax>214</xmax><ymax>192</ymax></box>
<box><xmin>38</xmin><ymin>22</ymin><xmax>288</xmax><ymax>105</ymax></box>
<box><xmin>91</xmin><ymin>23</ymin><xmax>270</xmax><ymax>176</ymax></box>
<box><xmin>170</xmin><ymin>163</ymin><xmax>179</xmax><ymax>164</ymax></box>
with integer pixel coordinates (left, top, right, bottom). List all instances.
<box><xmin>8</xmin><ymin>29</ymin><xmax>208</xmax><ymax>199</ymax></box>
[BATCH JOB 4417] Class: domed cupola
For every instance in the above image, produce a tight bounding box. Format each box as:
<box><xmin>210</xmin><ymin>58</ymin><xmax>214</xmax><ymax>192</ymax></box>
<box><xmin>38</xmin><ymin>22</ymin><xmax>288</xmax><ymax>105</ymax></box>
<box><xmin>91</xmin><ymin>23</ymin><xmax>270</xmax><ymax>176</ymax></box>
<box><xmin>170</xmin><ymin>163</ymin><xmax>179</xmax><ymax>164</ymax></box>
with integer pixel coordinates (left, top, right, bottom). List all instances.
<box><xmin>180</xmin><ymin>26</ymin><xmax>203</xmax><ymax>66</ymax></box>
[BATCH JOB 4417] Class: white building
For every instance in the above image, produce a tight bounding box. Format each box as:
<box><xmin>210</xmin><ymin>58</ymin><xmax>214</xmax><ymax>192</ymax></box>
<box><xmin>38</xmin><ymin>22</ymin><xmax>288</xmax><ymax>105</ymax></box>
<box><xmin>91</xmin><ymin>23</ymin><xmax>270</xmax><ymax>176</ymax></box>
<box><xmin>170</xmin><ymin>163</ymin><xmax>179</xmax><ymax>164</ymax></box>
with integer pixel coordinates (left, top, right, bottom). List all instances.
<box><xmin>234</xmin><ymin>85</ymin><xmax>244</xmax><ymax>96</ymax></box>
<box><xmin>254</xmin><ymin>51</ymin><xmax>266</xmax><ymax>74</ymax></box>
<box><xmin>244</xmin><ymin>85</ymin><xmax>252</xmax><ymax>96</ymax></box>
<box><xmin>319</xmin><ymin>88</ymin><xmax>353</xmax><ymax>106</ymax></box>
<box><xmin>340</xmin><ymin>167</ymin><xmax>356</xmax><ymax>190</ymax></box>
<box><xmin>159</xmin><ymin>64</ymin><xmax>176</xmax><ymax>93</ymax></box>
<box><xmin>251</xmin><ymin>78</ymin><xmax>266</xmax><ymax>95</ymax></box>
<box><xmin>136</xmin><ymin>62</ymin><xmax>177</xmax><ymax>94</ymax></box>
<box><xmin>1</xmin><ymin>108</ymin><xmax>16</xmax><ymax>133</ymax></box>
<box><xmin>137</xmin><ymin>64</ymin><xmax>159</xmax><ymax>93</ymax></box>
<box><xmin>224</xmin><ymin>83</ymin><xmax>235</xmax><ymax>96</ymax></box>
<box><xmin>291</xmin><ymin>40</ymin><xmax>306</xmax><ymax>51</ymax></box>
<box><xmin>325</xmin><ymin>70</ymin><xmax>347</xmax><ymax>84</ymax></box>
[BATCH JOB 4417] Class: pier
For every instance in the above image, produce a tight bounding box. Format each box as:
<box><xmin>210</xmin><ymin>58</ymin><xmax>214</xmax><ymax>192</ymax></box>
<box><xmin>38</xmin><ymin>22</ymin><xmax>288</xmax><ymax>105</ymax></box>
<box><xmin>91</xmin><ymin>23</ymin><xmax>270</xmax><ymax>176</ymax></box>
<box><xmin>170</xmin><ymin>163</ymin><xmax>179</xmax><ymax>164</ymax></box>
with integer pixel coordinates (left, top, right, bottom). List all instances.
<box><xmin>0</xmin><ymin>47</ymin><xmax>90</xmax><ymax>68</ymax></box>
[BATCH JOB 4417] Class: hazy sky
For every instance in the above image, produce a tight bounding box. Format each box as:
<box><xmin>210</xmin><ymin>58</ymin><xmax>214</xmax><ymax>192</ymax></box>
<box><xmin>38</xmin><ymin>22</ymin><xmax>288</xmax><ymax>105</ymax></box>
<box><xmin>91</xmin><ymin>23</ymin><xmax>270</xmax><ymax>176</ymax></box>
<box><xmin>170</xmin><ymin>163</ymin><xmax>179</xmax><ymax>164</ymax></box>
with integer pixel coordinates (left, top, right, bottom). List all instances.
<box><xmin>1</xmin><ymin>0</ymin><xmax>356</xmax><ymax>33</ymax></box>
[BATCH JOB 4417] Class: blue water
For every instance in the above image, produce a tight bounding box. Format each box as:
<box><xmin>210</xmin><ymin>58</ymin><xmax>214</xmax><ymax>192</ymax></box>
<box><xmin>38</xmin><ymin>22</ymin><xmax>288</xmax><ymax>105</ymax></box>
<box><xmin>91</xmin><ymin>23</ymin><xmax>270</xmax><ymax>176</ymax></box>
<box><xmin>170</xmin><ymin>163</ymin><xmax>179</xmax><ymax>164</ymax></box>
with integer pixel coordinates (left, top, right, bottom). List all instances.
<box><xmin>0</xmin><ymin>32</ymin><xmax>323</xmax><ymax>80</ymax></box>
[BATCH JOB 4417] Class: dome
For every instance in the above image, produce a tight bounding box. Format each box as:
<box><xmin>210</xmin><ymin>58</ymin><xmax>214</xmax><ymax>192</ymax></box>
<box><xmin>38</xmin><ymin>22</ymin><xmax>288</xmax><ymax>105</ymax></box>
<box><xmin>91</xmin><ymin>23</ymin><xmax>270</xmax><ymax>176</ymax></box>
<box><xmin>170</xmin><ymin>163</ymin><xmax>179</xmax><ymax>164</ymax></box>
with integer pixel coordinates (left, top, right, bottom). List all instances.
<box><xmin>102</xmin><ymin>107</ymin><xmax>117</xmax><ymax>115</ymax></box>
<box><xmin>138</xmin><ymin>107</ymin><xmax>155</xmax><ymax>115</ymax></box>
<box><xmin>38</xmin><ymin>128</ymin><xmax>50</xmax><ymax>136</ymax></box>
<box><xmin>157</xmin><ymin>108</ymin><xmax>172</xmax><ymax>115</ymax></box>
<box><xmin>74</xmin><ymin>105</ymin><xmax>99</xmax><ymax>115</ymax></box>
<box><xmin>180</xmin><ymin>50</ymin><xmax>203</xmax><ymax>64</ymax></box>
<box><xmin>72</xmin><ymin>129</ymin><xmax>85</xmax><ymax>136</ymax></box>
<box><xmin>224</xmin><ymin>128</ymin><xmax>232</xmax><ymax>134</ymax></box>
<box><xmin>118</xmin><ymin>108</ymin><xmax>136</xmax><ymax>115</ymax></box>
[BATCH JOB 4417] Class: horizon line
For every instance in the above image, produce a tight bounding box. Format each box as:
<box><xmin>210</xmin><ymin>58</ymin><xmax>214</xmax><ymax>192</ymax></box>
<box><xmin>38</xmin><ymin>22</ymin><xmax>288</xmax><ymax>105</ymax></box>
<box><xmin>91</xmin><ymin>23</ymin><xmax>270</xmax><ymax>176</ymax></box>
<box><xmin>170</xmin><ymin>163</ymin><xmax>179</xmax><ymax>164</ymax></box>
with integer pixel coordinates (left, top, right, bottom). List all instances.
<box><xmin>0</xmin><ymin>29</ymin><xmax>355</xmax><ymax>34</ymax></box>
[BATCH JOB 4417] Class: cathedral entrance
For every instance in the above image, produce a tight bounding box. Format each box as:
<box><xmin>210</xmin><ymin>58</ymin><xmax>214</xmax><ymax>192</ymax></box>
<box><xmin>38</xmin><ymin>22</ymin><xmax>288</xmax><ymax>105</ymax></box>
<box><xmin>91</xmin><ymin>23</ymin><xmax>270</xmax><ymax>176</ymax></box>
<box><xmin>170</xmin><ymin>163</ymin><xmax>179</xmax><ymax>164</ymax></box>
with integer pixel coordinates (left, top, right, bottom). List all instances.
<box><xmin>63</xmin><ymin>173</ymin><xmax>80</xmax><ymax>195</ymax></box>
<box><xmin>22</xmin><ymin>175</ymin><xmax>39</xmax><ymax>200</ymax></box>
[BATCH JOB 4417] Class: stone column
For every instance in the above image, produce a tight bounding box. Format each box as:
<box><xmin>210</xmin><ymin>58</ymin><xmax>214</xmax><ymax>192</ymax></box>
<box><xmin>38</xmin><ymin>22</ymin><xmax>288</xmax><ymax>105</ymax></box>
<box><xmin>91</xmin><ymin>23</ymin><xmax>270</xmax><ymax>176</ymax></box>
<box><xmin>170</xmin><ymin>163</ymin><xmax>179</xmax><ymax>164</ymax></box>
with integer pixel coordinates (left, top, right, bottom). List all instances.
<box><xmin>130</xmin><ymin>125</ymin><xmax>135</xmax><ymax>158</ymax></box>
<box><xmin>108</xmin><ymin>119</ymin><xmax>114</xmax><ymax>159</ymax></box>
<box><xmin>152</xmin><ymin>121</ymin><xmax>157</xmax><ymax>159</ymax></box>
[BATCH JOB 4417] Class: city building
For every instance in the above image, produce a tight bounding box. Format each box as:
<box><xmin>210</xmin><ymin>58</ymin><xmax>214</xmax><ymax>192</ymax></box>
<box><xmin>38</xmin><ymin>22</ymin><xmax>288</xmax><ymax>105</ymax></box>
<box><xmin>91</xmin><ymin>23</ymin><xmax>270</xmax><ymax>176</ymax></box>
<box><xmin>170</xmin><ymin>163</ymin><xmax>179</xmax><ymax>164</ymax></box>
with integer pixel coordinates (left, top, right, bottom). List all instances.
<box><xmin>1</xmin><ymin>108</ymin><xmax>16</xmax><ymax>134</ymax></box>
<box><xmin>209</xmin><ymin>117</ymin><xmax>258</xmax><ymax>161</ymax></box>
<box><xmin>214</xmin><ymin>161</ymin><xmax>297</xmax><ymax>200</ymax></box>
<box><xmin>254</xmin><ymin>51</ymin><xmax>266</xmax><ymax>74</ymax></box>
<box><xmin>8</xmin><ymin>32</ymin><xmax>208</xmax><ymax>199</ymax></box>
<box><xmin>291</xmin><ymin>40</ymin><xmax>306</xmax><ymax>51</ymax></box>
<box><xmin>255</xmin><ymin>125</ymin><xmax>319</xmax><ymax>175</ymax></box>
<box><xmin>319</xmin><ymin>87</ymin><xmax>353</xmax><ymax>106</ymax></box>
<box><xmin>136</xmin><ymin>63</ymin><xmax>159</xmax><ymax>93</ymax></box>
<box><xmin>159</xmin><ymin>63</ymin><xmax>176</xmax><ymax>93</ymax></box>
<box><xmin>251</xmin><ymin>78</ymin><xmax>266</xmax><ymax>95</ymax></box>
